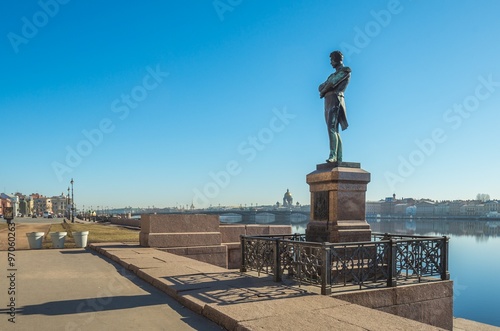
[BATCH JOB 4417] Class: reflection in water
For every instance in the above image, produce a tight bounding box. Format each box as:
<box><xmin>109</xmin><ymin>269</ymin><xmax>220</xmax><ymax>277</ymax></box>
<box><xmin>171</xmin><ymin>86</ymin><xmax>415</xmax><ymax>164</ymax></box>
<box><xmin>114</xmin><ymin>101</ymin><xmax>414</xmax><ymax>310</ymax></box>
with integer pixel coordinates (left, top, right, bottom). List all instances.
<box><xmin>291</xmin><ymin>222</ymin><xmax>307</xmax><ymax>234</ymax></box>
<box><xmin>255</xmin><ymin>212</ymin><xmax>276</xmax><ymax>224</ymax></box>
<box><xmin>290</xmin><ymin>213</ymin><xmax>308</xmax><ymax>224</ymax></box>
<box><xmin>289</xmin><ymin>219</ymin><xmax>500</xmax><ymax>239</ymax></box>
<box><xmin>368</xmin><ymin>219</ymin><xmax>500</xmax><ymax>242</ymax></box>
<box><xmin>219</xmin><ymin>213</ymin><xmax>243</xmax><ymax>223</ymax></box>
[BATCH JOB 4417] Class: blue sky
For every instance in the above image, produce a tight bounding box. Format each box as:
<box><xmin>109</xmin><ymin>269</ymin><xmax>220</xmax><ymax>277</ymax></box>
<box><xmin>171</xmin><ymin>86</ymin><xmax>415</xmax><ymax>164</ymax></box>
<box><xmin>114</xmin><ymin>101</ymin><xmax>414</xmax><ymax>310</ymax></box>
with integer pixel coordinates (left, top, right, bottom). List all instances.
<box><xmin>1</xmin><ymin>0</ymin><xmax>500</xmax><ymax>209</ymax></box>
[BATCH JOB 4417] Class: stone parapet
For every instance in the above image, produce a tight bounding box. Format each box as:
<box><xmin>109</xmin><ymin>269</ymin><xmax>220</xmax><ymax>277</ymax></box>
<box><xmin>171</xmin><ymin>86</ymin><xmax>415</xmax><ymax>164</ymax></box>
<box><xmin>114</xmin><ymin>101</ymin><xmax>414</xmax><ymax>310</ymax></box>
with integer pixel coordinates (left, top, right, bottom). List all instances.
<box><xmin>140</xmin><ymin>214</ymin><xmax>292</xmax><ymax>269</ymax></box>
<box><xmin>141</xmin><ymin>214</ymin><xmax>220</xmax><ymax>234</ymax></box>
<box><xmin>145</xmin><ymin>232</ymin><xmax>222</xmax><ymax>248</ymax></box>
<box><xmin>219</xmin><ymin>225</ymin><xmax>246</xmax><ymax>243</ymax></box>
<box><xmin>160</xmin><ymin>245</ymin><xmax>228</xmax><ymax>268</ymax></box>
<box><xmin>332</xmin><ymin>281</ymin><xmax>454</xmax><ymax>330</ymax></box>
<box><xmin>219</xmin><ymin>224</ymin><xmax>293</xmax><ymax>243</ymax></box>
<box><xmin>109</xmin><ymin>217</ymin><xmax>141</xmax><ymax>228</ymax></box>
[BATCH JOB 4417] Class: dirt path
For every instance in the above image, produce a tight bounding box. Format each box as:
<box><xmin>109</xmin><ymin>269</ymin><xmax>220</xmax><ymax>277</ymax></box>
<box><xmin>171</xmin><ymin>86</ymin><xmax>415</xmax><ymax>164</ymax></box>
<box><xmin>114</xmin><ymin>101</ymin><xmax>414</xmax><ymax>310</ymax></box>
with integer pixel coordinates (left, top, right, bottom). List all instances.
<box><xmin>0</xmin><ymin>223</ymin><xmax>52</xmax><ymax>250</ymax></box>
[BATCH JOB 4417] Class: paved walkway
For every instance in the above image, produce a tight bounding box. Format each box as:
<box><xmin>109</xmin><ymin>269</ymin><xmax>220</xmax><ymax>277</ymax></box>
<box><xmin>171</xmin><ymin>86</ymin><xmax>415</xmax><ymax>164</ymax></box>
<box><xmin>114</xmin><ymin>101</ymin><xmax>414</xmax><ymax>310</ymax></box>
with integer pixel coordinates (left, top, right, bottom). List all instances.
<box><xmin>454</xmin><ymin>319</ymin><xmax>500</xmax><ymax>331</ymax></box>
<box><xmin>0</xmin><ymin>249</ymin><xmax>223</xmax><ymax>331</ymax></box>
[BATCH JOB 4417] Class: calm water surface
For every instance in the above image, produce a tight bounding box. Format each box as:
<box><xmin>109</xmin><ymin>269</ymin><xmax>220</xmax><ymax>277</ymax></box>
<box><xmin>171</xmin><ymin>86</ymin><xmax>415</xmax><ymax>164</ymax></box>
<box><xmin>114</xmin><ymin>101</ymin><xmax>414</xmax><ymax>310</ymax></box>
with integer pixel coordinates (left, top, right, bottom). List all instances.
<box><xmin>291</xmin><ymin>219</ymin><xmax>500</xmax><ymax>327</ymax></box>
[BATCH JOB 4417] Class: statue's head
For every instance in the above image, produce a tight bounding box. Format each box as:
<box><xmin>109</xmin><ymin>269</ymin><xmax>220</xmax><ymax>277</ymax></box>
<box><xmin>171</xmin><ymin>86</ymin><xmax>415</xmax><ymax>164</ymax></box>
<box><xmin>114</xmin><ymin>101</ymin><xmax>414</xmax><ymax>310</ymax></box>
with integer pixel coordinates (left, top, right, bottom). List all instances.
<box><xmin>330</xmin><ymin>50</ymin><xmax>343</xmax><ymax>67</ymax></box>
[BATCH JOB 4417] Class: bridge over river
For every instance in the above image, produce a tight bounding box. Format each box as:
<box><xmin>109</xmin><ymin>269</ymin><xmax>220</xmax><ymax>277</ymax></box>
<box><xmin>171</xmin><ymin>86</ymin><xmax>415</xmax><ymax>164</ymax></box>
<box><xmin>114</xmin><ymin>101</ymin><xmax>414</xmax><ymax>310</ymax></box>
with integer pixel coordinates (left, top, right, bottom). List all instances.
<box><xmin>133</xmin><ymin>209</ymin><xmax>310</xmax><ymax>225</ymax></box>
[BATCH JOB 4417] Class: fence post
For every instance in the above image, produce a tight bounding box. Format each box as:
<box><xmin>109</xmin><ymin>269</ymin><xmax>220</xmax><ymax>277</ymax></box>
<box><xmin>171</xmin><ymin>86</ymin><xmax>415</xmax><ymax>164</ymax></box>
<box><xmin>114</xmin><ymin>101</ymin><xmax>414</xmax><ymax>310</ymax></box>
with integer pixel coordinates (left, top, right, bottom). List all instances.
<box><xmin>441</xmin><ymin>236</ymin><xmax>450</xmax><ymax>280</ymax></box>
<box><xmin>240</xmin><ymin>235</ymin><xmax>247</xmax><ymax>272</ymax></box>
<box><xmin>273</xmin><ymin>238</ymin><xmax>282</xmax><ymax>282</ymax></box>
<box><xmin>321</xmin><ymin>244</ymin><xmax>332</xmax><ymax>295</ymax></box>
<box><xmin>387</xmin><ymin>239</ymin><xmax>397</xmax><ymax>287</ymax></box>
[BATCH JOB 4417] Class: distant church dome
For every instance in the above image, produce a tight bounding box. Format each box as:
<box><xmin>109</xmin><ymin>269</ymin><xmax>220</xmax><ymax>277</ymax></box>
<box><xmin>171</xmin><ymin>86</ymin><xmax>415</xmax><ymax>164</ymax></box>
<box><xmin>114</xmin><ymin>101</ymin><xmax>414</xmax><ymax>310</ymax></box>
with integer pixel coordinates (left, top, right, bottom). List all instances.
<box><xmin>283</xmin><ymin>189</ymin><xmax>293</xmax><ymax>207</ymax></box>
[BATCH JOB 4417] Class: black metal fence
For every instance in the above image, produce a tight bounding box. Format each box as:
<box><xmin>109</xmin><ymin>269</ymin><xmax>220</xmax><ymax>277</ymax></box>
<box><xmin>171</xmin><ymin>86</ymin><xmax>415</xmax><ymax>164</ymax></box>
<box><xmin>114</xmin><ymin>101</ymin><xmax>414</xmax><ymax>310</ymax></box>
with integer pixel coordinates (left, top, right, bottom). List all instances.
<box><xmin>240</xmin><ymin>233</ymin><xmax>449</xmax><ymax>295</ymax></box>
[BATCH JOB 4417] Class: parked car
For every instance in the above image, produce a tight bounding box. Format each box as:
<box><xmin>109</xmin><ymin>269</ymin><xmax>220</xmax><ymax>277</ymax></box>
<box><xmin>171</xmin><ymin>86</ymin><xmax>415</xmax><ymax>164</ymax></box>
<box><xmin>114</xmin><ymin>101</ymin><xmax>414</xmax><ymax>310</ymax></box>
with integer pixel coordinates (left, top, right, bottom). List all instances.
<box><xmin>47</xmin><ymin>214</ymin><xmax>53</xmax><ymax>219</ymax></box>
<box><xmin>32</xmin><ymin>214</ymin><xmax>37</xmax><ymax>218</ymax></box>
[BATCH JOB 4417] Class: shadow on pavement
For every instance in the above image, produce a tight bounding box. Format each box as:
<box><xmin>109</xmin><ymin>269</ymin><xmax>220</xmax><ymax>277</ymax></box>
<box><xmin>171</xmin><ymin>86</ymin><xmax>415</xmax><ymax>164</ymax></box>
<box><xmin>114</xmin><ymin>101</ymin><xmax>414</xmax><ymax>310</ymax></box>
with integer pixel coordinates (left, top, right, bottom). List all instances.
<box><xmin>58</xmin><ymin>249</ymin><xmax>91</xmax><ymax>254</ymax></box>
<box><xmin>18</xmin><ymin>294</ymin><xmax>168</xmax><ymax>316</ymax></box>
<box><xmin>164</xmin><ymin>272</ymin><xmax>313</xmax><ymax>306</ymax></box>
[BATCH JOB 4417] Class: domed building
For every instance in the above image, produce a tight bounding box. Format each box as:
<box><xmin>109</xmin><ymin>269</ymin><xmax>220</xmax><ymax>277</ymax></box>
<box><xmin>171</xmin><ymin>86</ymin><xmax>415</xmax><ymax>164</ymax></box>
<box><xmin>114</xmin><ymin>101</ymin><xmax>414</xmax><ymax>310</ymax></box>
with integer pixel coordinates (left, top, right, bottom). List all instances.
<box><xmin>283</xmin><ymin>189</ymin><xmax>293</xmax><ymax>207</ymax></box>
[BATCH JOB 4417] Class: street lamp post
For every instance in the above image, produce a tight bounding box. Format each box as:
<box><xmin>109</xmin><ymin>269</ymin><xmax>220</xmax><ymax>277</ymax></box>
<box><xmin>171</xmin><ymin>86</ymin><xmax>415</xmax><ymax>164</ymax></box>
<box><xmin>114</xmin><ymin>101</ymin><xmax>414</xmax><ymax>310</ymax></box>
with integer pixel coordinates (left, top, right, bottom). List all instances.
<box><xmin>70</xmin><ymin>178</ymin><xmax>75</xmax><ymax>223</ymax></box>
<box><xmin>67</xmin><ymin>187</ymin><xmax>70</xmax><ymax>219</ymax></box>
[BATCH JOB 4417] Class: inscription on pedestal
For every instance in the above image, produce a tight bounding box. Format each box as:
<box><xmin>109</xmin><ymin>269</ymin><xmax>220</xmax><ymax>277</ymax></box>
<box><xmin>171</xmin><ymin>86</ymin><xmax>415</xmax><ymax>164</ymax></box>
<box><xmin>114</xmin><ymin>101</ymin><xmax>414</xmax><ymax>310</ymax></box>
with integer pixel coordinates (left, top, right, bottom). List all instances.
<box><xmin>314</xmin><ymin>191</ymin><xmax>329</xmax><ymax>220</ymax></box>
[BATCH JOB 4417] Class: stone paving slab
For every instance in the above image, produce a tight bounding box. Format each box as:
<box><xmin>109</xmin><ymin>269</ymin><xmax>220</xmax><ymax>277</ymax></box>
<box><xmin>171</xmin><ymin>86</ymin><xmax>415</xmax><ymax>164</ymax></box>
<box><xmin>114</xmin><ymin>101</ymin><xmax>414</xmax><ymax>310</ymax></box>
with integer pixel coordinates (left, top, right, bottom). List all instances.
<box><xmin>320</xmin><ymin>303</ymin><xmax>440</xmax><ymax>331</ymax></box>
<box><xmin>89</xmin><ymin>244</ymin><xmax>446</xmax><ymax>331</ymax></box>
<box><xmin>453</xmin><ymin>318</ymin><xmax>500</xmax><ymax>331</ymax></box>
<box><xmin>203</xmin><ymin>294</ymin><xmax>350</xmax><ymax>330</ymax></box>
<box><xmin>236</xmin><ymin>310</ymin><xmax>367</xmax><ymax>331</ymax></box>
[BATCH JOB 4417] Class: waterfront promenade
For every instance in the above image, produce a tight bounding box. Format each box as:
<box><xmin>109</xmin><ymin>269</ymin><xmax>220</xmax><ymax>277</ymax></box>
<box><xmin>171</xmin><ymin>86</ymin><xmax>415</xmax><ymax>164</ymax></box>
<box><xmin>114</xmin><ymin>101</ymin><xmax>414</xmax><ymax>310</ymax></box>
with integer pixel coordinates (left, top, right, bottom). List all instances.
<box><xmin>0</xmin><ymin>222</ymin><xmax>498</xmax><ymax>330</ymax></box>
<box><xmin>0</xmin><ymin>249</ymin><xmax>222</xmax><ymax>330</ymax></box>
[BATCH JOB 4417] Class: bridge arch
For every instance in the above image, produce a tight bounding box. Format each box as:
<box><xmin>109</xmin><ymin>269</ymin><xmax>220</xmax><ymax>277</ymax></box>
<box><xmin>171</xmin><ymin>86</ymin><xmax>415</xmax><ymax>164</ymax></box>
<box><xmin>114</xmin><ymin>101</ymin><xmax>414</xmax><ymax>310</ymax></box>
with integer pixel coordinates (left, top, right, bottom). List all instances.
<box><xmin>219</xmin><ymin>213</ymin><xmax>243</xmax><ymax>223</ymax></box>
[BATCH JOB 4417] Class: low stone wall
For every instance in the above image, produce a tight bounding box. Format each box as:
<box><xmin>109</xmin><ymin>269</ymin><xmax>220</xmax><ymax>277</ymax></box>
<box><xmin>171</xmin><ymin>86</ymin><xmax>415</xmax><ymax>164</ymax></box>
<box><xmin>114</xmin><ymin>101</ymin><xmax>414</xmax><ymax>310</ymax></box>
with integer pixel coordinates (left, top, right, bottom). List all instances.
<box><xmin>332</xmin><ymin>280</ymin><xmax>454</xmax><ymax>330</ymax></box>
<box><xmin>139</xmin><ymin>214</ymin><xmax>292</xmax><ymax>269</ymax></box>
<box><xmin>109</xmin><ymin>217</ymin><xmax>141</xmax><ymax>228</ymax></box>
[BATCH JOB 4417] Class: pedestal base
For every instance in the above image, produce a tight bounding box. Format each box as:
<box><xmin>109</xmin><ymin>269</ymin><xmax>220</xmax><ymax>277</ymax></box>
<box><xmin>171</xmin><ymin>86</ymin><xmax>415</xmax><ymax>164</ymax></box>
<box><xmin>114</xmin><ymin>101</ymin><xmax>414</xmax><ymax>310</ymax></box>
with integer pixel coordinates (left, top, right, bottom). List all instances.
<box><xmin>305</xmin><ymin>162</ymin><xmax>372</xmax><ymax>243</ymax></box>
<box><xmin>305</xmin><ymin>220</ymin><xmax>371</xmax><ymax>243</ymax></box>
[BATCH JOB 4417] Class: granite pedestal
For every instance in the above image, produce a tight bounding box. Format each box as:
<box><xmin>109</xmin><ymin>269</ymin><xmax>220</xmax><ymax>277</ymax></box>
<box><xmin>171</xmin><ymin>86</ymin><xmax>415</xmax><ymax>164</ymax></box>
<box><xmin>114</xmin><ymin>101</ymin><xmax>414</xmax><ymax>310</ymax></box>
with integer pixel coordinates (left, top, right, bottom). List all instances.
<box><xmin>306</xmin><ymin>162</ymin><xmax>372</xmax><ymax>243</ymax></box>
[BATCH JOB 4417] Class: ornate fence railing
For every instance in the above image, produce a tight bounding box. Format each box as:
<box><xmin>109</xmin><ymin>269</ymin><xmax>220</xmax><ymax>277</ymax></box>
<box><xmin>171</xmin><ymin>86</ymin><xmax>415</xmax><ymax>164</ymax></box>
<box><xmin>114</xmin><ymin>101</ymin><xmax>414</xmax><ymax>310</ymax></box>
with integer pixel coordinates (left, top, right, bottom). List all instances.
<box><xmin>240</xmin><ymin>233</ymin><xmax>449</xmax><ymax>295</ymax></box>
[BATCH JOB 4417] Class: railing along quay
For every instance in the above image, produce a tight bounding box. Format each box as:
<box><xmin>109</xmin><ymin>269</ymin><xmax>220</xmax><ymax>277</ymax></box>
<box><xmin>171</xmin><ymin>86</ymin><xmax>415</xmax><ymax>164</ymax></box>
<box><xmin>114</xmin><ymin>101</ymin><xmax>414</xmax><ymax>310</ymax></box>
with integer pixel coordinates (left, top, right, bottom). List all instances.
<box><xmin>240</xmin><ymin>233</ymin><xmax>449</xmax><ymax>295</ymax></box>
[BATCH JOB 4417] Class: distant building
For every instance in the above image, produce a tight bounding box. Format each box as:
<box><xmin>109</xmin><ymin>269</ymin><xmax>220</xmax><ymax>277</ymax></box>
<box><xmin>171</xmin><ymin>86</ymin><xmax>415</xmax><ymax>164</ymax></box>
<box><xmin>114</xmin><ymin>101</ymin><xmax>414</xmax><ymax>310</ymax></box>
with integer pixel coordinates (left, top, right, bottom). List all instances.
<box><xmin>32</xmin><ymin>194</ymin><xmax>52</xmax><ymax>216</ymax></box>
<box><xmin>381</xmin><ymin>196</ymin><xmax>395</xmax><ymax>215</ymax></box>
<box><xmin>485</xmin><ymin>200</ymin><xmax>499</xmax><ymax>213</ymax></box>
<box><xmin>51</xmin><ymin>193</ymin><xmax>69</xmax><ymax>216</ymax></box>
<box><xmin>18</xmin><ymin>199</ymin><xmax>29</xmax><ymax>216</ymax></box>
<box><xmin>393</xmin><ymin>203</ymin><xmax>408</xmax><ymax>216</ymax></box>
<box><xmin>1</xmin><ymin>193</ymin><xmax>19</xmax><ymax>216</ymax></box>
<box><xmin>282</xmin><ymin>189</ymin><xmax>293</xmax><ymax>207</ymax></box>
<box><xmin>366</xmin><ymin>201</ymin><xmax>382</xmax><ymax>216</ymax></box>
<box><xmin>448</xmin><ymin>201</ymin><xmax>464</xmax><ymax>216</ymax></box>
<box><xmin>367</xmin><ymin>195</ymin><xmax>416</xmax><ymax>217</ymax></box>
<box><xmin>476</xmin><ymin>204</ymin><xmax>485</xmax><ymax>216</ymax></box>
<box><xmin>460</xmin><ymin>204</ymin><xmax>477</xmax><ymax>216</ymax></box>
<box><xmin>0</xmin><ymin>196</ymin><xmax>11</xmax><ymax>216</ymax></box>
<box><xmin>415</xmin><ymin>201</ymin><xmax>435</xmax><ymax>216</ymax></box>
<box><xmin>434</xmin><ymin>202</ymin><xmax>450</xmax><ymax>216</ymax></box>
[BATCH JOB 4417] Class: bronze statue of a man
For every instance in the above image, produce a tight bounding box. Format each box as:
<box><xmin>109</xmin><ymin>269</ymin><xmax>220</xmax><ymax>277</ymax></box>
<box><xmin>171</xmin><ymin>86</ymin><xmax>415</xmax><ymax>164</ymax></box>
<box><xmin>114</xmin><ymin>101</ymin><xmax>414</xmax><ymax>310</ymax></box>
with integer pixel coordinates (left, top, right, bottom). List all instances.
<box><xmin>318</xmin><ymin>50</ymin><xmax>351</xmax><ymax>163</ymax></box>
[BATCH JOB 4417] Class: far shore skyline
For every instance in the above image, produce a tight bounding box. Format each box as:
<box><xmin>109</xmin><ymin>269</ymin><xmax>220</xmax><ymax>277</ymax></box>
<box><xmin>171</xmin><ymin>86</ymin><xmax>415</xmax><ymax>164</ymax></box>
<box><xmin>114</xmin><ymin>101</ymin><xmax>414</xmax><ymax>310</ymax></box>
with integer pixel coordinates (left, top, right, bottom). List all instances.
<box><xmin>3</xmin><ymin>190</ymin><xmax>497</xmax><ymax>212</ymax></box>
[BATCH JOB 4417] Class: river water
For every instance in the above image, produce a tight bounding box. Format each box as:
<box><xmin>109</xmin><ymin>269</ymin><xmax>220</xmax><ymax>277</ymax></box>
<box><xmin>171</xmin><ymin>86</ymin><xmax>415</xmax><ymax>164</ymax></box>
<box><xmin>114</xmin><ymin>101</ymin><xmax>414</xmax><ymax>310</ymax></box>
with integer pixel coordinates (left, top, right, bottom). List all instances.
<box><xmin>290</xmin><ymin>218</ymin><xmax>500</xmax><ymax>327</ymax></box>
